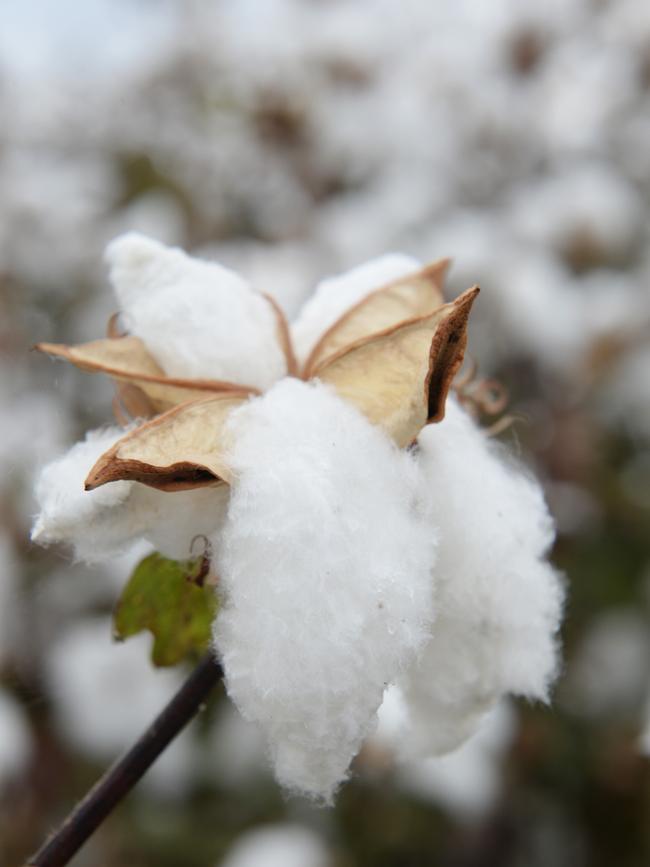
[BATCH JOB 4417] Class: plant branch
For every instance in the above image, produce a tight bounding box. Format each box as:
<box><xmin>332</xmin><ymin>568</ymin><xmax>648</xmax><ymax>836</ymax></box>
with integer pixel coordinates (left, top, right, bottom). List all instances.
<box><xmin>25</xmin><ymin>651</ymin><xmax>223</xmax><ymax>867</ymax></box>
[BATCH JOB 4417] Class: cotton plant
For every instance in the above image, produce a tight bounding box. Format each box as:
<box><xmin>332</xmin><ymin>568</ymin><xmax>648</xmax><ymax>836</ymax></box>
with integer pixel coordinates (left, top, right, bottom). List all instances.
<box><xmin>32</xmin><ymin>233</ymin><xmax>563</xmax><ymax>801</ymax></box>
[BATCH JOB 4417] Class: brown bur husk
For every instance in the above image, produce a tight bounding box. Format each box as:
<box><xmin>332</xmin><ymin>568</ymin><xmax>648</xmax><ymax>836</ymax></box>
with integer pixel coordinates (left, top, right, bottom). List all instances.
<box><xmin>83</xmin><ymin>284</ymin><xmax>478</xmax><ymax>492</ymax></box>
<box><xmin>35</xmin><ymin>337</ymin><xmax>260</xmax><ymax>414</ymax></box>
<box><xmin>314</xmin><ymin>286</ymin><xmax>479</xmax><ymax>447</ymax></box>
<box><xmin>36</xmin><ymin>258</ymin><xmax>478</xmax><ymax>495</ymax></box>
<box><xmin>302</xmin><ymin>258</ymin><xmax>450</xmax><ymax>376</ymax></box>
<box><xmin>85</xmin><ymin>394</ymin><xmax>250</xmax><ymax>492</ymax></box>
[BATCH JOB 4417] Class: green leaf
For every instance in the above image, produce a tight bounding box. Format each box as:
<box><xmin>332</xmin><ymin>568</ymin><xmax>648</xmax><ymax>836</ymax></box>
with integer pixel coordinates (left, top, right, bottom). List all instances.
<box><xmin>114</xmin><ymin>552</ymin><xmax>218</xmax><ymax>667</ymax></box>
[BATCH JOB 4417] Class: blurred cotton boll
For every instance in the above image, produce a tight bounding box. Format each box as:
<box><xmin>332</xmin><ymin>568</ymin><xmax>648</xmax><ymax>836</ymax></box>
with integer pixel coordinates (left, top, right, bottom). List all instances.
<box><xmin>207</xmin><ymin>701</ymin><xmax>269</xmax><ymax>791</ymax></box>
<box><xmin>510</xmin><ymin>163</ymin><xmax>644</xmax><ymax>271</ymax></box>
<box><xmin>46</xmin><ymin>617</ymin><xmax>196</xmax><ymax>798</ymax></box>
<box><xmin>376</xmin><ymin>690</ymin><xmax>516</xmax><ymax>819</ymax></box>
<box><xmin>598</xmin><ymin>342</ymin><xmax>650</xmax><ymax>440</ymax></box>
<box><xmin>399</xmin><ymin>704</ymin><xmax>515</xmax><ymax>819</ymax></box>
<box><xmin>0</xmin><ymin>532</ymin><xmax>20</xmax><ymax>668</ymax></box>
<box><xmin>217</xmin><ymin>824</ymin><xmax>331</xmax><ymax>867</ymax></box>
<box><xmin>0</xmin><ymin>687</ymin><xmax>32</xmax><ymax>787</ymax></box>
<box><xmin>560</xmin><ymin>610</ymin><xmax>650</xmax><ymax>719</ymax></box>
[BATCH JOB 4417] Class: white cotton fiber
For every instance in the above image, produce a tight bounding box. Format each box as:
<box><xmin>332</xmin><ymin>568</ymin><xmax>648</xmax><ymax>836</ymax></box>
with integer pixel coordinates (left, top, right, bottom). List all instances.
<box><xmin>399</xmin><ymin>399</ymin><xmax>564</xmax><ymax>755</ymax></box>
<box><xmin>31</xmin><ymin>427</ymin><xmax>140</xmax><ymax>562</ymax></box>
<box><xmin>140</xmin><ymin>484</ymin><xmax>231</xmax><ymax>562</ymax></box>
<box><xmin>212</xmin><ymin>378</ymin><xmax>437</xmax><ymax>800</ymax></box>
<box><xmin>290</xmin><ymin>253</ymin><xmax>422</xmax><ymax>365</ymax></box>
<box><xmin>106</xmin><ymin>233</ymin><xmax>286</xmax><ymax>390</ymax></box>
<box><xmin>31</xmin><ymin>427</ymin><xmax>229</xmax><ymax>563</ymax></box>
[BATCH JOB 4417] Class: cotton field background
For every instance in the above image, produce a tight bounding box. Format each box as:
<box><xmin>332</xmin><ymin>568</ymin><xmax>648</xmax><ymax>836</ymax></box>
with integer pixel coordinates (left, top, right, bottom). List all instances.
<box><xmin>1</xmin><ymin>0</ymin><xmax>650</xmax><ymax>865</ymax></box>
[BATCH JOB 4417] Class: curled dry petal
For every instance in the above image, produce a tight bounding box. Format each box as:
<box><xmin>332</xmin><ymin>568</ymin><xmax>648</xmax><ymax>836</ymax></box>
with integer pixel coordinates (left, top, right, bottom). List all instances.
<box><xmin>302</xmin><ymin>259</ymin><xmax>450</xmax><ymax>377</ymax></box>
<box><xmin>85</xmin><ymin>394</ymin><xmax>250</xmax><ymax>492</ymax></box>
<box><xmin>315</xmin><ymin>286</ymin><xmax>479</xmax><ymax>447</ymax></box>
<box><xmin>35</xmin><ymin>338</ymin><xmax>260</xmax><ymax>413</ymax></box>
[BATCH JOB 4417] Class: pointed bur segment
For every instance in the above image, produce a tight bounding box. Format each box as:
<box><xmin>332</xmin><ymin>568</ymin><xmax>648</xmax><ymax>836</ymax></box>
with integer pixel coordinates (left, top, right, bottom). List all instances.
<box><xmin>85</xmin><ymin>394</ymin><xmax>250</xmax><ymax>492</ymax></box>
<box><xmin>303</xmin><ymin>258</ymin><xmax>451</xmax><ymax>377</ymax></box>
<box><xmin>34</xmin><ymin>338</ymin><xmax>259</xmax><ymax>412</ymax></box>
<box><xmin>263</xmin><ymin>293</ymin><xmax>299</xmax><ymax>377</ymax></box>
<box><xmin>315</xmin><ymin>286</ymin><xmax>479</xmax><ymax>448</ymax></box>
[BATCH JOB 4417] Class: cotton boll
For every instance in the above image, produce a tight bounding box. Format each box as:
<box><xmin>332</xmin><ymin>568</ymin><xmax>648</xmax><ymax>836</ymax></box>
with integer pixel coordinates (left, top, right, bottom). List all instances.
<box><xmin>106</xmin><ymin>232</ymin><xmax>286</xmax><ymax>390</ymax></box>
<box><xmin>46</xmin><ymin>618</ymin><xmax>195</xmax><ymax>798</ymax></box>
<box><xmin>291</xmin><ymin>253</ymin><xmax>422</xmax><ymax>364</ymax></box>
<box><xmin>213</xmin><ymin>379</ymin><xmax>437</xmax><ymax>800</ymax></box>
<box><xmin>400</xmin><ymin>399</ymin><xmax>563</xmax><ymax>755</ymax></box>
<box><xmin>218</xmin><ymin>824</ymin><xmax>331</xmax><ymax>867</ymax></box>
<box><xmin>0</xmin><ymin>688</ymin><xmax>32</xmax><ymax>787</ymax></box>
<box><xmin>31</xmin><ymin>427</ymin><xmax>140</xmax><ymax>562</ymax></box>
<box><xmin>31</xmin><ymin>427</ymin><xmax>229</xmax><ymax>563</ymax></box>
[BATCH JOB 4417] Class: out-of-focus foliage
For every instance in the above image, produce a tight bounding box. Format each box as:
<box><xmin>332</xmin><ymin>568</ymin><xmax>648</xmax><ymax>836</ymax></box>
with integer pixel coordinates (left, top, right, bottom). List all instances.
<box><xmin>1</xmin><ymin>0</ymin><xmax>649</xmax><ymax>865</ymax></box>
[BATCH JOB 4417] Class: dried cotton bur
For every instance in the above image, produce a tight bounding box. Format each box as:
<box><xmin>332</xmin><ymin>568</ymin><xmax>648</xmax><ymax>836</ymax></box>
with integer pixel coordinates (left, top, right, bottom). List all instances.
<box><xmin>32</xmin><ymin>234</ymin><xmax>564</xmax><ymax>801</ymax></box>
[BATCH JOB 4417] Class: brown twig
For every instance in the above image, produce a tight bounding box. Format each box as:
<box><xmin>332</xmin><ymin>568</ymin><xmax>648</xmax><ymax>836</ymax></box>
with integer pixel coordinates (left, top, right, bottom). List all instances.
<box><xmin>24</xmin><ymin>652</ymin><xmax>223</xmax><ymax>867</ymax></box>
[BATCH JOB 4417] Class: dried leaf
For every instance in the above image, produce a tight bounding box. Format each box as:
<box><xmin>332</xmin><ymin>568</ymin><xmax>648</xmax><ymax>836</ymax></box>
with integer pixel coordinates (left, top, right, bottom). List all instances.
<box><xmin>303</xmin><ymin>259</ymin><xmax>450</xmax><ymax>376</ymax></box>
<box><xmin>35</xmin><ymin>338</ymin><xmax>259</xmax><ymax>412</ymax></box>
<box><xmin>316</xmin><ymin>286</ymin><xmax>479</xmax><ymax>447</ymax></box>
<box><xmin>114</xmin><ymin>552</ymin><xmax>218</xmax><ymax>667</ymax></box>
<box><xmin>85</xmin><ymin>393</ymin><xmax>249</xmax><ymax>492</ymax></box>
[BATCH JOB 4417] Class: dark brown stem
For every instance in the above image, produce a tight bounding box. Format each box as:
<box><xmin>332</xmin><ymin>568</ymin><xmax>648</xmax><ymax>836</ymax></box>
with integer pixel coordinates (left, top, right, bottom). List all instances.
<box><xmin>25</xmin><ymin>652</ymin><xmax>223</xmax><ymax>867</ymax></box>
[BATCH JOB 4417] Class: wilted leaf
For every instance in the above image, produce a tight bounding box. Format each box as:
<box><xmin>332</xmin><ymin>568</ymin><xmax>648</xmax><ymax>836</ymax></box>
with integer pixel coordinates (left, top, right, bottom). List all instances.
<box><xmin>114</xmin><ymin>552</ymin><xmax>218</xmax><ymax>667</ymax></box>
<box><xmin>35</xmin><ymin>337</ymin><xmax>259</xmax><ymax>412</ymax></box>
<box><xmin>316</xmin><ymin>286</ymin><xmax>479</xmax><ymax>447</ymax></box>
<box><xmin>85</xmin><ymin>393</ymin><xmax>249</xmax><ymax>491</ymax></box>
<box><xmin>303</xmin><ymin>259</ymin><xmax>450</xmax><ymax>376</ymax></box>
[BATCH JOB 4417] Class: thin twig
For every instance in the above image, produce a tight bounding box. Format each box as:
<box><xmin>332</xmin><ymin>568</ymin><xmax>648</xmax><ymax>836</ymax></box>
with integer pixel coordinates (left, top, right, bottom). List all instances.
<box><xmin>25</xmin><ymin>652</ymin><xmax>223</xmax><ymax>867</ymax></box>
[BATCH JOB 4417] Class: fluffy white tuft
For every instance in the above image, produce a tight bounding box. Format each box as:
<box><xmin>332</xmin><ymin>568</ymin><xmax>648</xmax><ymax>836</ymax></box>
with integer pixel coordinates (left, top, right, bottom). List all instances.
<box><xmin>31</xmin><ymin>427</ymin><xmax>139</xmax><ymax>562</ymax></box>
<box><xmin>106</xmin><ymin>232</ymin><xmax>286</xmax><ymax>390</ymax></box>
<box><xmin>399</xmin><ymin>399</ymin><xmax>564</xmax><ymax>755</ymax></box>
<box><xmin>31</xmin><ymin>427</ymin><xmax>229</xmax><ymax>563</ymax></box>
<box><xmin>212</xmin><ymin>378</ymin><xmax>437</xmax><ymax>800</ymax></box>
<box><xmin>290</xmin><ymin>253</ymin><xmax>422</xmax><ymax>364</ymax></box>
